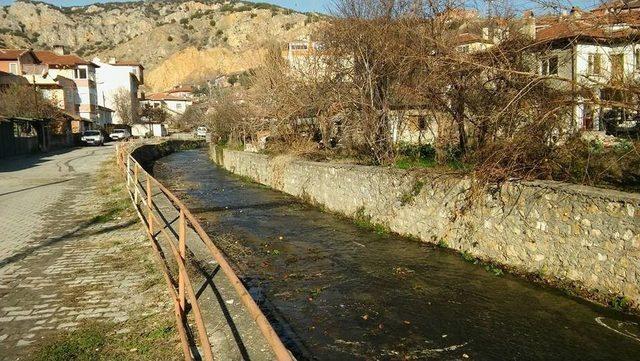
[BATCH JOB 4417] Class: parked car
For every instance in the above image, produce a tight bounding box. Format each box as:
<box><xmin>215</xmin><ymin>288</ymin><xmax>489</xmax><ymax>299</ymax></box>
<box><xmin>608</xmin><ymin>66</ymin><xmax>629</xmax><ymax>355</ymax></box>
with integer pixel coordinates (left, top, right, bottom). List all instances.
<box><xmin>195</xmin><ymin>126</ymin><xmax>208</xmax><ymax>137</ymax></box>
<box><xmin>81</xmin><ymin>130</ymin><xmax>104</xmax><ymax>146</ymax></box>
<box><xmin>109</xmin><ymin>128</ymin><xmax>131</xmax><ymax>141</ymax></box>
<box><xmin>602</xmin><ymin>108</ymin><xmax>640</xmax><ymax>137</ymax></box>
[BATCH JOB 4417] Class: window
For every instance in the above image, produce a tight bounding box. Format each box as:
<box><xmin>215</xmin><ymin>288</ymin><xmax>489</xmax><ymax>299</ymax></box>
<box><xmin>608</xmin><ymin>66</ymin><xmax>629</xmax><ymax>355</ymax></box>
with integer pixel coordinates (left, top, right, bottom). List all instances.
<box><xmin>8</xmin><ymin>63</ymin><xmax>18</xmax><ymax>74</ymax></box>
<box><xmin>588</xmin><ymin>53</ymin><xmax>602</xmax><ymax>75</ymax></box>
<box><xmin>417</xmin><ymin>116</ymin><xmax>427</xmax><ymax>130</ymax></box>
<box><xmin>74</xmin><ymin>68</ymin><xmax>87</xmax><ymax>79</ymax></box>
<box><xmin>541</xmin><ymin>55</ymin><xmax>559</xmax><ymax>76</ymax></box>
<box><xmin>611</xmin><ymin>53</ymin><xmax>624</xmax><ymax>81</ymax></box>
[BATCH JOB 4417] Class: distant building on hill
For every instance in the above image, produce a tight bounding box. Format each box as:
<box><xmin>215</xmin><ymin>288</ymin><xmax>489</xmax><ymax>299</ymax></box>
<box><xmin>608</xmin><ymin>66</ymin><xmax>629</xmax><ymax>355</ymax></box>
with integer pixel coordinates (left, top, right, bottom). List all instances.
<box><xmin>140</xmin><ymin>85</ymin><xmax>194</xmax><ymax>117</ymax></box>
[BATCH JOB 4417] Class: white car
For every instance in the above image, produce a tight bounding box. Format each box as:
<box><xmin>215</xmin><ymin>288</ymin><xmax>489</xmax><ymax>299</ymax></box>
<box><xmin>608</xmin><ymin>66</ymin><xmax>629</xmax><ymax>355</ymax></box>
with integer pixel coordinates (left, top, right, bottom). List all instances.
<box><xmin>109</xmin><ymin>128</ymin><xmax>131</xmax><ymax>141</ymax></box>
<box><xmin>196</xmin><ymin>126</ymin><xmax>208</xmax><ymax>137</ymax></box>
<box><xmin>81</xmin><ymin>130</ymin><xmax>104</xmax><ymax>146</ymax></box>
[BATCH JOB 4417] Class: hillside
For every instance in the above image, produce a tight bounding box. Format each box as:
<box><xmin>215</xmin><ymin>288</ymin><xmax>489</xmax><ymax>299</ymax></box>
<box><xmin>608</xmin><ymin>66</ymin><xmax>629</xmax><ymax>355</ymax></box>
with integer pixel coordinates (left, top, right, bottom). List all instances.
<box><xmin>0</xmin><ymin>0</ymin><xmax>324</xmax><ymax>91</ymax></box>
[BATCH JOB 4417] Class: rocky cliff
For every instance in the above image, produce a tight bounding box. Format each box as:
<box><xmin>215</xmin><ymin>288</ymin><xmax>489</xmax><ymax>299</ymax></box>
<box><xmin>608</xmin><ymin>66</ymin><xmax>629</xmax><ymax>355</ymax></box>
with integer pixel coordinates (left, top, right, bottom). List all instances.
<box><xmin>0</xmin><ymin>0</ymin><xmax>324</xmax><ymax>91</ymax></box>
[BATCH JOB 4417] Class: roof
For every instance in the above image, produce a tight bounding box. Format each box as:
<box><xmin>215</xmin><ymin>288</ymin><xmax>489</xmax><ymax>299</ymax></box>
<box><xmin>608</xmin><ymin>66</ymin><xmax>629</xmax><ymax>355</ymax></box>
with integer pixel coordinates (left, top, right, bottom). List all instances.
<box><xmin>145</xmin><ymin>92</ymin><xmax>191</xmax><ymax>101</ymax></box>
<box><xmin>168</xmin><ymin>85</ymin><xmax>193</xmax><ymax>94</ymax></box>
<box><xmin>455</xmin><ymin>33</ymin><xmax>494</xmax><ymax>45</ymax></box>
<box><xmin>594</xmin><ymin>0</ymin><xmax>640</xmax><ymax>11</ymax></box>
<box><xmin>535</xmin><ymin>18</ymin><xmax>640</xmax><ymax>43</ymax></box>
<box><xmin>97</xmin><ymin>105</ymin><xmax>114</xmax><ymax>112</ymax></box>
<box><xmin>0</xmin><ymin>49</ymin><xmax>28</xmax><ymax>60</ymax></box>
<box><xmin>33</xmin><ymin>51</ymin><xmax>96</xmax><ymax>68</ymax></box>
<box><xmin>113</xmin><ymin>61</ymin><xmax>144</xmax><ymax>69</ymax></box>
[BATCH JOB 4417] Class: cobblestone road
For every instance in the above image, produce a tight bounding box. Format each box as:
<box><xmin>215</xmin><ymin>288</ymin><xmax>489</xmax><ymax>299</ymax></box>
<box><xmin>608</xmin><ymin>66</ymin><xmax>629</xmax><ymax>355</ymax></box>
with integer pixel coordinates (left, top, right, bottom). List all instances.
<box><xmin>0</xmin><ymin>145</ymin><xmax>173</xmax><ymax>360</ymax></box>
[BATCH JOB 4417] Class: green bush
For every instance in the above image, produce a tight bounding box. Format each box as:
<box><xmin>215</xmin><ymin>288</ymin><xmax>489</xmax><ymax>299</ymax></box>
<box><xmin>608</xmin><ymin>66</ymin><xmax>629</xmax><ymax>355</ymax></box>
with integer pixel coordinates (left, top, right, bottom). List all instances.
<box><xmin>398</xmin><ymin>142</ymin><xmax>436</xmax><ymax>159</ymax></box>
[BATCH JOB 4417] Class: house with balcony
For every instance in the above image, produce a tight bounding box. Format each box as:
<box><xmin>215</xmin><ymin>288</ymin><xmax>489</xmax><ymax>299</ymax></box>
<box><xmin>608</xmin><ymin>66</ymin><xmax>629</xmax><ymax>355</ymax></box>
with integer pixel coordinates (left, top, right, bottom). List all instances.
<box><xmin>31</xmin><ymin>46</ymin><xmax>109</xmax><ymax>128</ymax></box>
<box><xmin>529</xmin><ymin>11</ymin><xmax>640</xmax><ymax>133</ymax></box>
<box><xmin>93</xmin><ymin>57</ymin><xmax>144</xmax><ymax>125</ymax></box>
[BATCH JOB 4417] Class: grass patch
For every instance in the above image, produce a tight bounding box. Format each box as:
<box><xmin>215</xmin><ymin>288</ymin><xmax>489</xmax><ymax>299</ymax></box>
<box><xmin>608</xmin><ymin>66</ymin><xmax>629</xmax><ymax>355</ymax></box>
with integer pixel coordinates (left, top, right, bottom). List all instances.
<box><xmin>610</xmin><ymin>295</ymin><xmax>632</xmax><ymax>312</ymax></box>
<box><xmin>460</xmin><ymin>251</ymin><xmax>504</xmax><ymax>276</ymax></box>
<box><xmin>437</xmin><ymin>239</ymin><xmax>449</xmax><ymax>248</ymax></box>
<box><xmin>399</xmin><ymin>180</ymin><xmax>425</xmax><ymax>205</ymax></box>
<box><xmin>395</xmin><ymin>156</ymin><xmax>436</xmax><ymax>169</ymax></box>
<box><xmin>31</xmin><ymin>317</ymin><xmax>180</xmax><ymax>361</ymax></box>
<box><xmin>353</xmin><ymin>207</ymin><xmax>389</xmax><ymax>235</ymax></box>
<box><xmin>91</xmin><ymin>157</ymin><xmax>136</xmax><ymax>224</ymax></box>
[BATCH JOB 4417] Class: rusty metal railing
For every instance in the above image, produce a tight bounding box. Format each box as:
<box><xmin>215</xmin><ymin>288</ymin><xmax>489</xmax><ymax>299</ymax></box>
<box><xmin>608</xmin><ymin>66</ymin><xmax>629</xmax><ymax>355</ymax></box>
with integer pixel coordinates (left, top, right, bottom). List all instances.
<box><xmin>116</xmin><ymin>144</ymin><xmax>293</xmax><ymax>361</ymax></box>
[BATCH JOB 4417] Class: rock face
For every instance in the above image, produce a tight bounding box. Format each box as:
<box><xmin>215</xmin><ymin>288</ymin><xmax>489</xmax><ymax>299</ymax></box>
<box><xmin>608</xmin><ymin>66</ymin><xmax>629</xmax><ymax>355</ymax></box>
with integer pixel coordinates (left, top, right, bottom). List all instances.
<box><xmin>0</xmin><ymin>0</ymin><xmax>323</xmax><ymax>91</ymax></box>
<box><xmin>210</xmin><ymin>147</ymin><xmax>640</xmax><ymax>312</ymax></box>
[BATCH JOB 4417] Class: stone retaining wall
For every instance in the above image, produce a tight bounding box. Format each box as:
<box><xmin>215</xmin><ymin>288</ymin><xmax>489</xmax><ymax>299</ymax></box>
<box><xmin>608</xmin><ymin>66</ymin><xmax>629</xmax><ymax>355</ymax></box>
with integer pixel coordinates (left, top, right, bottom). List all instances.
<box><xmin>210</xmin><ymin>147</ymin><xmax>640</xmax><ymax>311</ymax></box>
<box><xmin>130</xmin><ymin>140</ymin><xmax>204</xmax><ymax>171</ymax></box>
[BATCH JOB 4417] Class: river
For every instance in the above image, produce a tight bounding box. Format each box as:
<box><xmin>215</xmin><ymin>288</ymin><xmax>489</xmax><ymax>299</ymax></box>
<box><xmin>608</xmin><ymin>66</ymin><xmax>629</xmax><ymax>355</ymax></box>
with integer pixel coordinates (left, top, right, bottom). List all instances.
<box><xmin>153</xmin><ymin>149</ymin><xmax>640</xmax><ymax>361</ymax></box>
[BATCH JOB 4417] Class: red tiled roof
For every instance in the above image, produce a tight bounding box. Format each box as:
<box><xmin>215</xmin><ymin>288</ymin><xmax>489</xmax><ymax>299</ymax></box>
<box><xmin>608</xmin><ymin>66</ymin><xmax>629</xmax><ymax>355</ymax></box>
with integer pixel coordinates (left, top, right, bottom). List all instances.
<box><xmin>594</xmin><ymin>0</ymin><xmax>640</xmax><ymax>11</ymax></box>
<box><xmin>33</xmin><ymin>51</ymin><xmax>93</xmax><ymax>67</ymax></box>
<box><xmin>0</xmin><ymin>49</ymin><xmax>28</xmax><ymax>60</ymax></box>
<box><xmin>455</xmin><ymin>33</ymin><xmax>493</xmax><ymax>45</ymax></box>
<box><xmin>168</xmin><ymin>85</ymin><xmax>193</xmax><ymax>94</ymax></box>
<box><xmin>535</xmin><ymin>19</ymin><xmax>640</xmax><ymax>43</ymax></box>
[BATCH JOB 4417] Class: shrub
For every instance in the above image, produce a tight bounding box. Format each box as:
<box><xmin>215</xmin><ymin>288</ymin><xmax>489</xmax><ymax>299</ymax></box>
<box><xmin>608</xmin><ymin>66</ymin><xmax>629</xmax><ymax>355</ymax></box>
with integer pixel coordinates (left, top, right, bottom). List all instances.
<box><xmin>167</xmin><ymin>35</ymin><xmax>173</xmax><ymax>42</ymax></box>
<box><xmin>553</xmin><ymin>136</ymin><xmax>640</xmax><ymax>190</ymax></box>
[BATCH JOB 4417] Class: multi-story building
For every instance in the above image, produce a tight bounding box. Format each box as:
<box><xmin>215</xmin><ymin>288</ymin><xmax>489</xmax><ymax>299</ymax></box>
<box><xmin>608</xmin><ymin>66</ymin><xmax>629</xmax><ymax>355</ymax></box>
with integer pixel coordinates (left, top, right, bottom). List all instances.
<box><xmin>528</xmin><ymin>11</ymin><xmax>640</xmax><ymax>133</ymax></box>
<box><xmin>93</xmin><ymin>57</ymin><xmax>144</xmax><ymax>125</ymax></box>
<box><xmin>32</xmin><ymin>46</ymin><xmax>107</xmax><ymax>127</ymax></box>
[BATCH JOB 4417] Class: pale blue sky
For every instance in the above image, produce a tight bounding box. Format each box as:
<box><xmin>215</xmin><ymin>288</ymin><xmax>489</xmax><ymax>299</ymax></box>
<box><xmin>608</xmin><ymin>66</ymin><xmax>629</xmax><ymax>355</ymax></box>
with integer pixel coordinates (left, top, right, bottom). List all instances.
<box><xmin>0</xmin><ymin>0</ymin><xmax>599</xmax><ymax>14</ymax></box>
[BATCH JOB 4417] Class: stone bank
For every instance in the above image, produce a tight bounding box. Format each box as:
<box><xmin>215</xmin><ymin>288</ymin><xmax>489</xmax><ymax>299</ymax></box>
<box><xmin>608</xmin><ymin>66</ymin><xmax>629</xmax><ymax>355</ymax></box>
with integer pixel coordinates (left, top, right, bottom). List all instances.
<box><xmin>210</xmin><ymin>147</ymin><xmax>640</xmax><ymax>312</ymax></box>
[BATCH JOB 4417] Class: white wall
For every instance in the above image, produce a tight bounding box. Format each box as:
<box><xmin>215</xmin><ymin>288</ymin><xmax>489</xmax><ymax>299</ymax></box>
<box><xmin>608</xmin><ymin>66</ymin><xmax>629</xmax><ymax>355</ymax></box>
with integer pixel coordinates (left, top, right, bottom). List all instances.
<box><xmin>93</xmin><ymin>59</ymin><xmax>140</xmax><ymax>125</ymax></box>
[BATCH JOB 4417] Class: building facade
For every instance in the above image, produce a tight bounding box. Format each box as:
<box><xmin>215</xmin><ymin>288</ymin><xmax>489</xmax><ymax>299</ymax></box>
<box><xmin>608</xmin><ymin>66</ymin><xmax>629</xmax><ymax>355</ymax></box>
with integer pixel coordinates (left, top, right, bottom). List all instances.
<box><xmin>32</xmin><ymin>47</ymin><xmax>104</xmax><ymax>126</ymax></box>
<box><xmin>93</xmin><ymin>57</ymin><xmax>144</xmax><ymax>125</ymax></box>
<box><xmin>0</xmin><ymin>49</ymin><xmax>38</xmax><ymax>75</ymax></box>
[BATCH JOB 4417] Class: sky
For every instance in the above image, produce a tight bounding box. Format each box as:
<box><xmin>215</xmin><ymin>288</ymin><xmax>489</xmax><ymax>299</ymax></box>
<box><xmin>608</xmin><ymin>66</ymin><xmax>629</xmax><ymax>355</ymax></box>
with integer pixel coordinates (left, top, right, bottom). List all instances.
<box><xmin>0</xmin><ymin>0</ymin><xmax>601</xmax><ymax>14</ymax></box>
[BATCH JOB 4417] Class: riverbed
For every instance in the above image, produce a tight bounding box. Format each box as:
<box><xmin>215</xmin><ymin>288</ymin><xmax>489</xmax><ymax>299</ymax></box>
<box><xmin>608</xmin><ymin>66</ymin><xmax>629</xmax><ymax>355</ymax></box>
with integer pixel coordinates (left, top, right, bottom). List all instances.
<box><xmin>154</xmin><ymin>149</ymin><xmax>640</xmax><ymax>361</ymax></box>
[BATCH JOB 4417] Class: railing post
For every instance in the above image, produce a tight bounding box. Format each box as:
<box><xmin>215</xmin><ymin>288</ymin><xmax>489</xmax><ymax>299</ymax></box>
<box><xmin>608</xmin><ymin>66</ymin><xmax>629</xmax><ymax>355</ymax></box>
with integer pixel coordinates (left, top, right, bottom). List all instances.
<box><xmin>126</xmin><ymin>156</ymin><xmax>131</xmax><ymax>190</ymax></box>
<box><xmin>147</xmin><ymin>175</ymin><xmax>153</xmax><ymax>235</ymax></box>
<box><xmin>134</xmin><ymin>163</ymin><xmax>139</xmax><ymax>205</ymax></box>
<box><xmin>178</xmin><ymin>208</ymin><xmax>186</xmax><ymax>312</ymax></box>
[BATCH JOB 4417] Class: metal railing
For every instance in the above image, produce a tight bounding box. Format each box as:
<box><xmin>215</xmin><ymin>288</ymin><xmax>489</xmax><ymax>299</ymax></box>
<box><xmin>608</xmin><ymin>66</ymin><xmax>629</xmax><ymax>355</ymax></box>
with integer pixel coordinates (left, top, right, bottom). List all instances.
<box><xmin>116</xmin><ymin>144</ymin><xmax>293</xmax><ymax>361</ymax></box>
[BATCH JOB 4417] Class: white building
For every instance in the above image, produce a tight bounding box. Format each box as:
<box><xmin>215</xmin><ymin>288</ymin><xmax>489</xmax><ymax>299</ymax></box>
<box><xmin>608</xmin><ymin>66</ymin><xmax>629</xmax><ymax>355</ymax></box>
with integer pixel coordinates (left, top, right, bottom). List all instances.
<box><xmin>532</xmin><ymin>12</ymin><xmax>640</xmax><ymax>132</ymax></box>
<box><xmin>141</xmin><ymin>86</ymin><xmax>194</xmax><ymax>118</ymax></box>
<box><xmin>93</xmin><ymin>57</ymin><xmax>144</xmax><ymax>125</ymax></box>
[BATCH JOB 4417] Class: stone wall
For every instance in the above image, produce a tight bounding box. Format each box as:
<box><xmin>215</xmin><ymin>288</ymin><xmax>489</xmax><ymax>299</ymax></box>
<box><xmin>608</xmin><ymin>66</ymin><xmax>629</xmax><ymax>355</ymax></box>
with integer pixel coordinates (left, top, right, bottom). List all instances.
<box><xmin>210</xmin><ymin>147</ymin><xmax>640</xmax><ymax>311</ymax></box>
<box><xmin>130</xmin><ymin>139</ymin><xmax>204</xmax><ymax>171</ymax></box>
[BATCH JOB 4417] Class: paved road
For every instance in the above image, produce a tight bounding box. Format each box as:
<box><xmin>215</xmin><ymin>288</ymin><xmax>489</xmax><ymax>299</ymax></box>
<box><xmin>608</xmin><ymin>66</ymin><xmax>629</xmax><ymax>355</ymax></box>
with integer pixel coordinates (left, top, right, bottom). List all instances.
<box><xmin>0</xmin><ymin>145</ymin><xmax>113</xmax><ymax>261</ymax></box>
<box><xmin>0</xmin><ymin>144</ymin><xmax>175</xmax><ymax>359</ymax></box>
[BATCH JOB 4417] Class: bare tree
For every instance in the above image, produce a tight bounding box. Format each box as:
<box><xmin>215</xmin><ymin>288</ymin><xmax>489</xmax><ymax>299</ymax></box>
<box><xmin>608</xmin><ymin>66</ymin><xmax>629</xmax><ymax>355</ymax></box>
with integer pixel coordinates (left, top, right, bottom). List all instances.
<box><xmin>112</xmin><ymin>88</ymin><xmax>134</xmax><ymax>125</ymax></box>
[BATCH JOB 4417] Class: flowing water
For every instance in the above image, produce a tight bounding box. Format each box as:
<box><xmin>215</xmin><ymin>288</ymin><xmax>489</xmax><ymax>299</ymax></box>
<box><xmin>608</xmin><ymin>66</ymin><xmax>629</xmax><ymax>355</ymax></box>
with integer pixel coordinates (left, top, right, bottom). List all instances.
<box><xmin>153</xmin><ymin>149</ymin><xmax>640</xmax><ymax>361</ymax></box>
